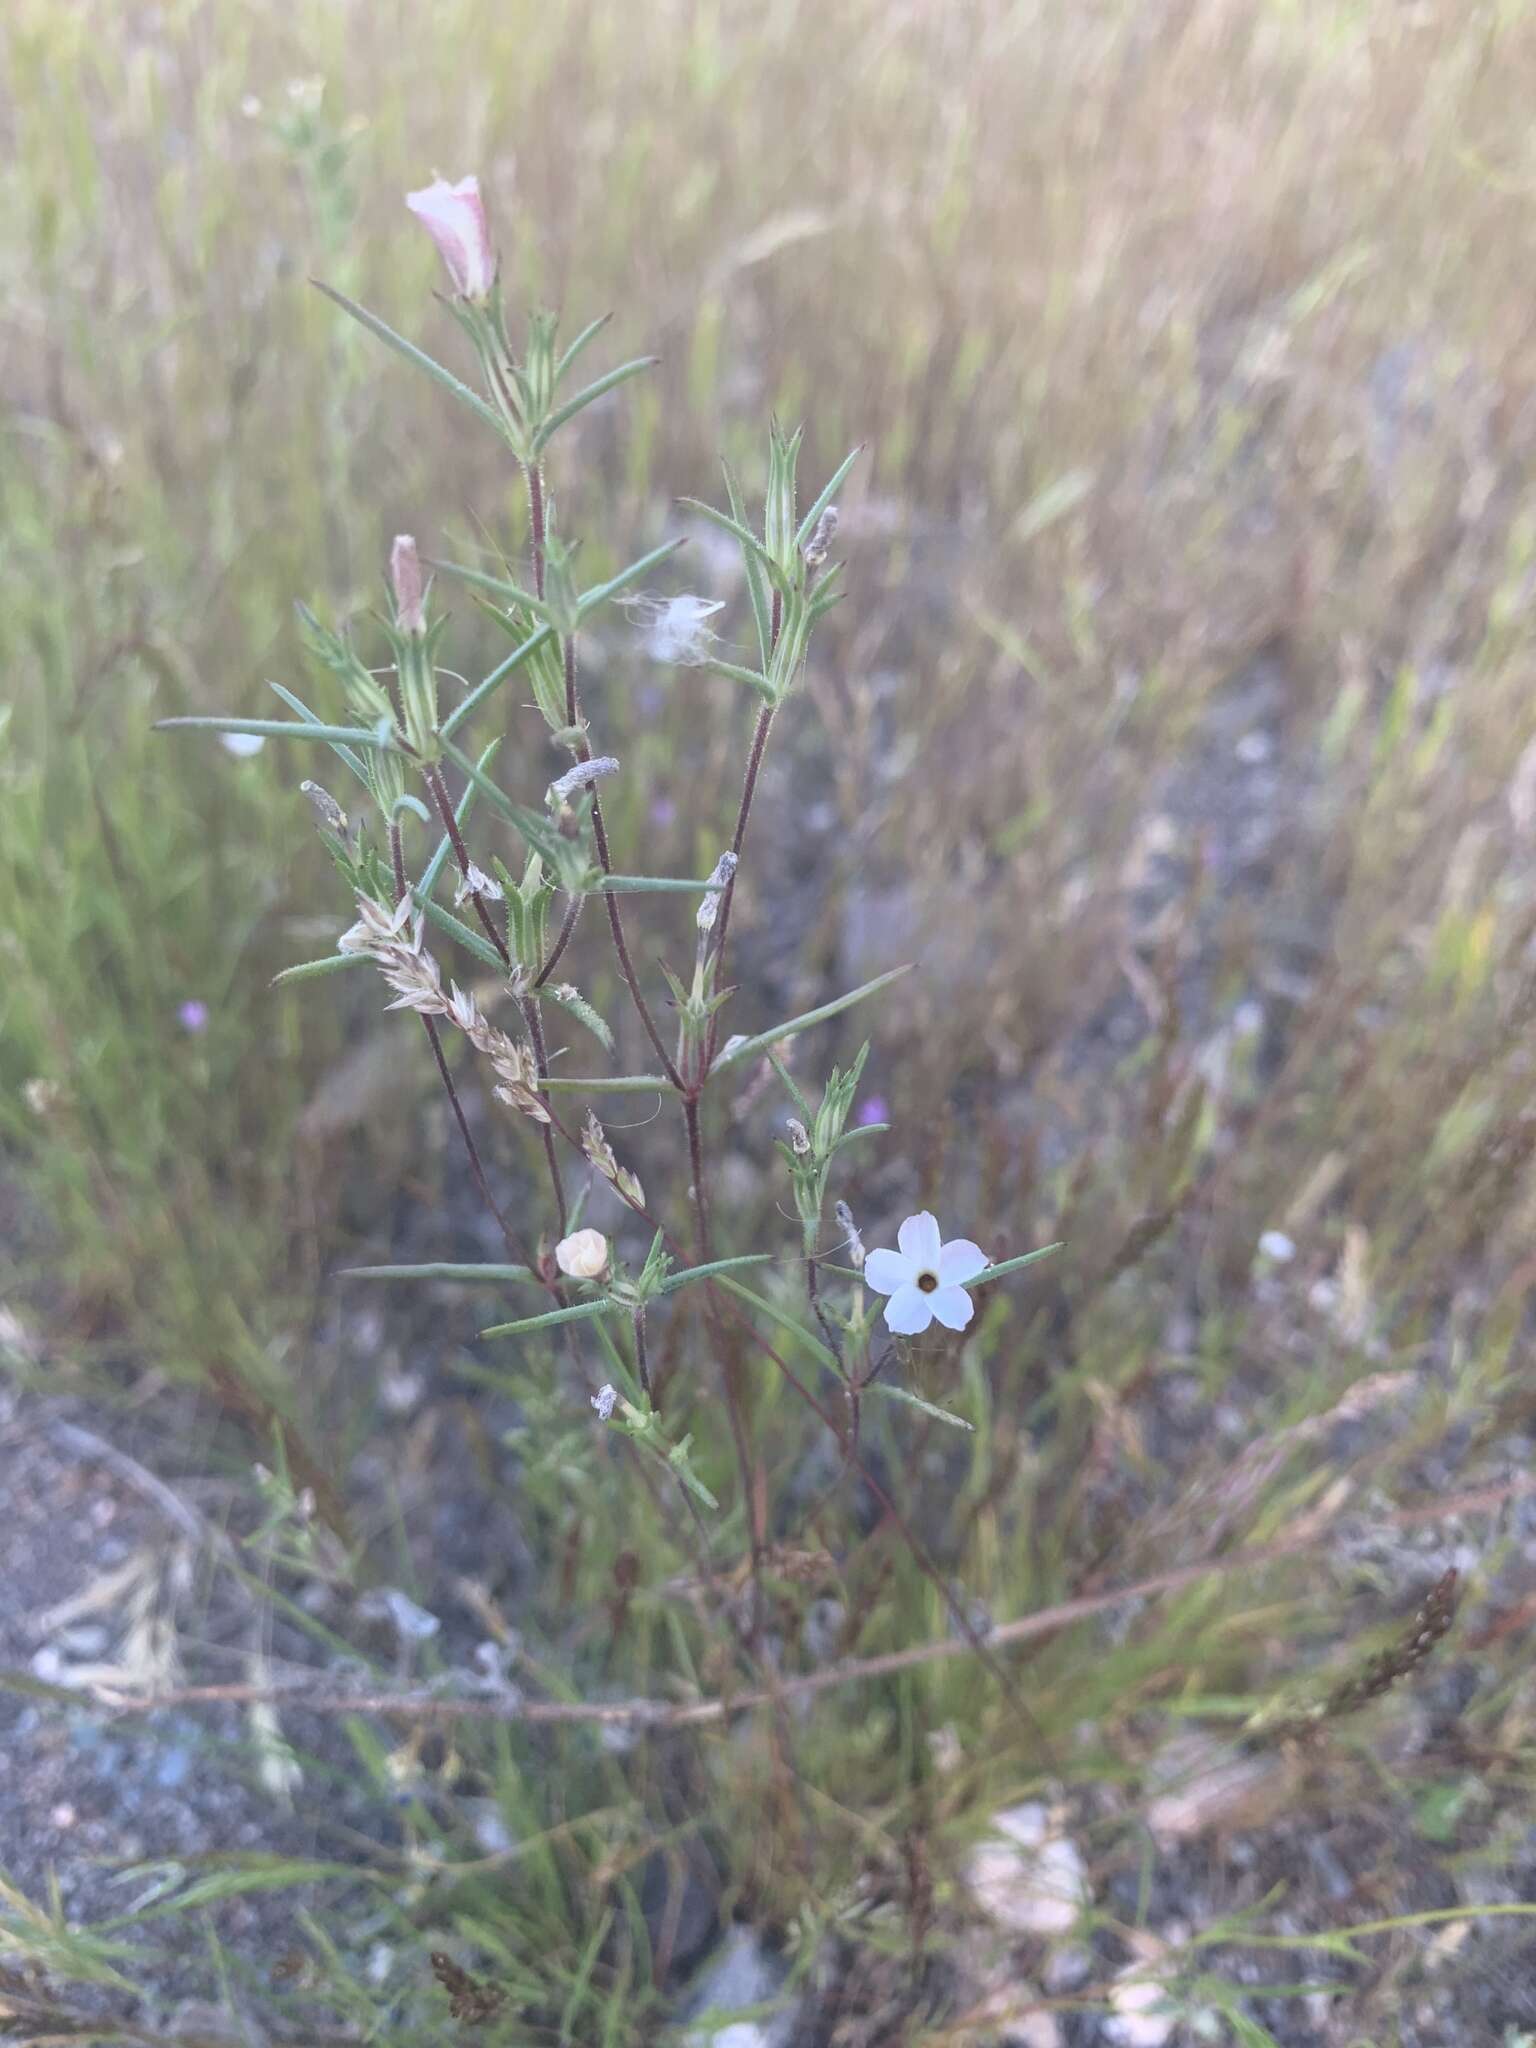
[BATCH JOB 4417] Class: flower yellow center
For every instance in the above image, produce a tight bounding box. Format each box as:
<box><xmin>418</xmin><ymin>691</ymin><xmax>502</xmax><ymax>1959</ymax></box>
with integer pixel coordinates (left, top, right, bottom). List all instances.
<box><xmin>917</xmin><ymin>1270</ymin><xmax>938</xmax><ymax>1293</ymax></box>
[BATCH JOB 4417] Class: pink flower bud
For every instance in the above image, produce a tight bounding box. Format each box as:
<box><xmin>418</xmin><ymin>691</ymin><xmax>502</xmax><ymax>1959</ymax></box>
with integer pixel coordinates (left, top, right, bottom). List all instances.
<box><xmin>390</xmin><ymin>534</ymin><xmax>425</xmax><ymax>635</ymax></box>
<box><xmin>405</xmin><ymin>175</ymin><xmax>495</xmax><ymax>302</ymax></box>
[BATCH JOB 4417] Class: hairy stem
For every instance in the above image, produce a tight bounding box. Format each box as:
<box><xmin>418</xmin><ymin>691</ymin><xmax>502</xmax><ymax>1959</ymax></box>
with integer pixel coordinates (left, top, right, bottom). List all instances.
<box><xmin>533</xmin><ymin>891</ymin><xmax>583</xmax><ymax>989</ymax></box>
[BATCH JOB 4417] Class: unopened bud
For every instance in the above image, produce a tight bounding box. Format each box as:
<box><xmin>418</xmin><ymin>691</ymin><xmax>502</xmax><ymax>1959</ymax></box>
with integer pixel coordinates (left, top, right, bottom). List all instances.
<box><xmin>786</xmin><ymin>1117</ymin><xmax>812</xmax><ymax>1156</ymax></box>
<box><xmin>301</xmin><ymin>781</ymin><xmax>348</xmax><ymax>836</ymax></box>
<box><xmin>834</xmin><ymin>1199</ymin><xmax>865</xmax><ymax>1270</ymax></box>
<box><xmin>556</xmin><ymin>1228</ymin><xmax>609</xmax><ymax>1281</ymax></box>
<box><xmin>803</xmin><ymin>505</ymin><xmax>839</xmax><ymax>569</ymax></box>
<box><xmin>550</xmin><ymin>756</ymin><xmax>620</xmax><ymax>804</ymax></box>
<box><xmin>591</xmin><ymin>1383</ymin><xmax>618</xmax><ymax>1422</ymax></box>
<box><xmin>390</xmin><ymin>535</ymin><xmax>426</xmax><ymax>635</ymax></box>
<box><xmin>453</xmin><ymin>862</ymin><xmax>504</xmax><ymax>907</ymax></box>
<box><xmin>695</xmin><ymin>852</ymin><xmax>737</xmax><ymax>936</ymax></box>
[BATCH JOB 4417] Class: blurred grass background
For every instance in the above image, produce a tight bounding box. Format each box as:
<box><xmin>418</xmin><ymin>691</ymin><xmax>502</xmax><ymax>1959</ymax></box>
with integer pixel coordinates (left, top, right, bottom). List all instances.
<box><xmin>7</xmin><ymin>0</ymin><xmax>1536</xmax><ymax>2039</ymax></box>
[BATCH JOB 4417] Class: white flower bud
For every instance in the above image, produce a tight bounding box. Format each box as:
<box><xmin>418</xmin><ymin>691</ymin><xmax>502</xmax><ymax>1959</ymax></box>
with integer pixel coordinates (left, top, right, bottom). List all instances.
<box><xmin>556</xmin><ymin>1228</ymin><xmax>609</xmax><ymax>1281</ymax></box>
<box><xmin>591</xmin><ymin>1383</ymin><xmax>618</xmax><ymax>1422</ymax></box>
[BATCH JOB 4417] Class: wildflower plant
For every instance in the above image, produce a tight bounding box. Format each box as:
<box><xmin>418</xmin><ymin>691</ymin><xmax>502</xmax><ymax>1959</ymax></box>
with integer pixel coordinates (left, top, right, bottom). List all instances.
<box><xmin>159</xmin><ymin>168</ymin><xmax>1060</xmax><ymax>1807</ymax></box>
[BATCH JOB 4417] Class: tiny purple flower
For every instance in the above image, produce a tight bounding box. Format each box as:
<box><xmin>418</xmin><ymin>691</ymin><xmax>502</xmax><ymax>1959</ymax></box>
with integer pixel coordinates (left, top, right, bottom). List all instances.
<box><xmin>649</xmin><ymin>797</ymin><xmax>677</xmax><ymax>829</ymax></box>
<box><xmin>178</xmin><ymin>1000</ymin><xmax>210</xmax><ymax>1034</ymax></box>
<box><xmin>857</xmin><ymin>1095</ymin><xmax>889</xmax><ymax>1127</ymax></box>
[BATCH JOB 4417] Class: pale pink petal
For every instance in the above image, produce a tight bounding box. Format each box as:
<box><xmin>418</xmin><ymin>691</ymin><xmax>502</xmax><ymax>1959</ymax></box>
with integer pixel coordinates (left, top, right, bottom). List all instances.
<box><xmin>938</xmin><ymin>1238</ymin><xmax>989</xmax><ymax>1287</ymax></box>
<box><xmin>928</xmin><ymin>1285</ymin><xmax>975</xmax><ymax>1332</ymax></box>
<box><xmin>864</xmin><ymin>1248</ymin><xmax>916</xmax><ymax>1297</ymax></box>
<box><xmin>897</xmin><ymin>1211</ymin><xmax>942</xmax><ymax>1267</ymax></box>
<box><xmin>883</xmin><ymin>1283</ymin><xmax>935</xmax><ymax>1336</ymax></box>
<box><xmin>406</xmin><ymin>175</ymin><xmax>495</xmax><ymax>300</ymax></box>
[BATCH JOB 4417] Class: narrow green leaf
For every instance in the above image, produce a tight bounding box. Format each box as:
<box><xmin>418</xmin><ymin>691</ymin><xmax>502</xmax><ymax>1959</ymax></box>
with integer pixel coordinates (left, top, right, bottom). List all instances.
<box><xmin>676</xmin><ymin>498</ymin><xmax>788</xmax><ymax>596</ymax></box>
<box><xmin>576</xmin><ymin>535</ymin><xmax>688</xmax><ymax>621</ymax></box>
<box><xmin>313</xmin><ymin>280</ymin><xmax>508</xmax><ymax>439</ymax></box>
<box><xmin>271</xmin><ymin>952</ymin><xmax>367</xmax><ymax>988</ymax></box>
<box><xmin>534</xmin><ymin>356</ymin><xmax>658</xmax><ymax>453</ymax></box>
<box><xmin>155</xmin><ymin>716</ymin><xmax>383</xmax><ymax>746</ymax></box>
<box><xmin>341</xmin><ymin>1262</ymin><xmax>534</xmax><ymax>1284</ymax></box>
<box><xmin>429</xmin><ymin>556</ymin><xmax>547</xmax><ymax>617</ymax></box>
<box><xmin>482</xmin><ymin>1298</ymin><xmax>615</xmax><ymax>1338</ymax></box>
<box><xmin>713</xmin><ymin>1275</ymin><xmax>839</xmax><ymax>1370</ymax></box>
<box><xmin>710</xmin><ymin>965</ymin><xmax>914</xmax><ymax>1074</ymax></box>
<box><xmin>439</xmin><ymin>623</ymin><xmax>556</xmax><ymax>739</ymax></box>
<box><xmin>541</xmin><ymin>981</ymin><xmax>615</xmax><ymax>1054</ymax></box>
<box><xmin>795</xmin><ymin>444</ymin><xmax>863</xmax><ymax>549</ymax></box>
<box><xmin>415</xmin><ymin>893</ymin><xmax>505</xmax><ymax>969</ymax></box>
<box><xmin>723</xmin><ymin>456</ymin><xmax>772</xmax><ymax>667</ymax></box>
<box><xmin>555</xmin><ymin>311</ymin><xmax>614</xmax><ymax>382</ymax></box>
<box><xmin>600</xmin><ymin>873</ymin><xmax>728</xmax><ymax>895</ymax></box>
<box><xmin>974</xmin><ymin>1243</ymin><xmax>1063</xmax><ymax>1285</ymax></box>
<box><xmin>418</xmin><ymin>736</ymin><xmax>502</xmax><ymax>900</ymax></box>
<box><xmin>700</xmin><ymin>657</ymin><xmax>776</xmax><ymax>703</ymax></box>
<box><xmin>540</xmin><ymin>1073</ymin><xmax>670</xmax><ymax>1093</ymax></box>
<box><xmin>865</xmin><ymin>1382</ymin><xmax>973</xmax><ymax>1431</ymax></box>
<box><xmin>267</xmin><ymin>682</ymin><xmax>371</xmax><ymax>788</ymax></box>
<box><xmin>657</xmin><ymin>1253</ymin><xmax>774</xmax><ymax>1295</ymax></box>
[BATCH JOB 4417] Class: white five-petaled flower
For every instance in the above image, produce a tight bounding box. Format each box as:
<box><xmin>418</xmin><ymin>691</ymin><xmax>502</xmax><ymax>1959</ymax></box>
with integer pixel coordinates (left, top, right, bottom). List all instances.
<box><xmin>405</xmin><ymin>175</ymin><xmax>496</xmax><ymax>302</ymax></box>
<box><xmin>864</xmin><ymin>1212</ymin><xmax>990</xmax><ymax>1336</ymax></box>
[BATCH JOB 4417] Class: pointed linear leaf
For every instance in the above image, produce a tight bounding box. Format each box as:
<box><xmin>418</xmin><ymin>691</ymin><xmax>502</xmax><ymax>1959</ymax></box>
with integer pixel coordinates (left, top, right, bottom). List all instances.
<box><xmin>709</xmin><ymin>965</ymin><xmax>914</xmax><ymax>1074</ymax></box>
<box><xmin>700</xmin><ymin>657</ymin><xmax>775</xmax><ymax>704</ymax></box>
<box><xmin>482</xmin><ymin>1297</ymin><xmax>615</xmax><ymax>1339</ymax></box>
<box><xmin>271</xmin><ymin>952</ymin><xmax>369</xmax><ymax>989</ymax></box>
<box><xmin>429</xmin><ymin>556</ymin><xmax>547</xmax><ymax>617</ymax></box>
<box><xmin>723</xmin><ymin>456</ymin><xmax>772</xmax><ymax>667</ymax></box>
<box><xmin>865</xmin><ymin>1382</ymin><xmax>973</xmax><ymax>1431</ymax></box>
<box><xmin>676</xmin><ymin>498</ymin><xmax>789</xmax><ymax>596</ymax></box>
<box><xmin>267</xmin><ymin>682</ymin><xmax>372</xmax><ymax>788</ymax></box>
<box><xmin>555</xmin><ymin>311</ymin><xmax>614</xmax><ymax>383</ymax></box>
<box><xmin>539</xmin><ymin>1074</ymin><xmax>670</xmax><ymax>1093</ymax></box>
<box><xmin>795</xmin><ymin>444</ymin><xmax>863</xmax><ymax>550</ymax></box>
<box><xmin>657</xmin><ymin>1253</ymin><xmax>774</xmax><ymax>1296</ymax></box>
<box><xmin>155</xmin><ymin>716</ymin><xmax>384</xmax><ymax>746</ymax></box>
<box><xmin>541</xmin><ymin>981</ymin><xmax>615</xmax><ymax>1054</ymax></box>
<box><xmin>312</xmin><ymin>280</ymin><xmax>508</xmax><ymax>439</ymax></box>
<box><xmin>341</xmin><ymin>1262</ymin><xmax>534</xmax><ymax>1284</ymax></box>
<box><xmin>435</xmin><ymin>736</ymin><xmax>548</xmax><ymax>845</ymax></box>
<box><xmin>973</xmin><ymin>1243</ymin><xmax>1063</xmax><ymax>1285</ymax></box>
<box><xmin>418</xmin><ymin>737</ymin><xmax>502</xmax><ymax>900</ymax></box>
<box><xmin>576</xmin><ymin>535</ymin><xmax>688</xmax><ymax>621</ymax></box>
<box><xmin>415</xmin><ymin>893</ymin><xmax>505</xmax><ymax>969</ymax></box>
<box><xmin>712</xmin><ymin>1275</ymin><xmax>839</xmax><ymax>1370</ymax></box>
<box><xmin>439</xmin><ymin>623</ymin><xmax>556</xmax><ymax>740</ymax></box>
<box><xmin>600</xmin><ymin>873</ymin><xmax>728</xmax><ymax>895</ymax></box>
<box><xmin>533</xmin><ymin>356</ymin><xmax>658</xmax><ymax>454</ymax></box>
